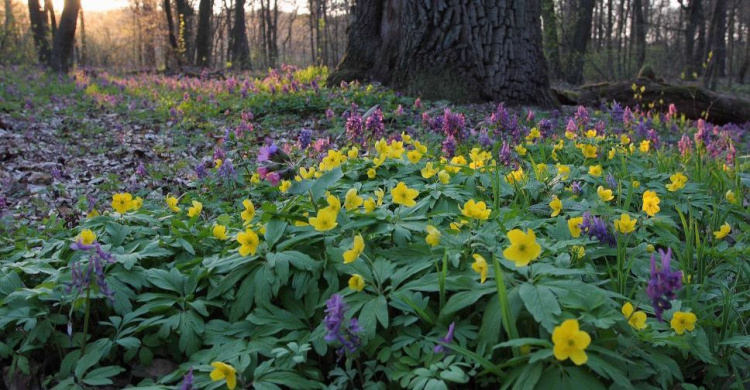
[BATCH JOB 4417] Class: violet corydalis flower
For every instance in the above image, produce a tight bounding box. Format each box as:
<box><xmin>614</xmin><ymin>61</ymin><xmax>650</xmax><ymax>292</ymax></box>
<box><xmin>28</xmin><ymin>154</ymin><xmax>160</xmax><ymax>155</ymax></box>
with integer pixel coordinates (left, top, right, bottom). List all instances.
<box><xmin>323</xmin><ymin>294</ymin><xmax>362</xmax><ymax>358</ymax></box>
<box><xmin>646</xmin><ymin>248</ymin><xmax>682</xmax><ymax>321</ymax></box>
<box><xmin>579</xmin><ymin>211</ymin><xmax>615</xmax><ymax>247</ymax></box>
<box><xmin>257</xmin><ymin>144</ymin><xmax>278</xmax><ymax>162</ymax></box>
<box><xmin>434</xmin><ymin>322</ymin><xmax>455</xmax><ymax>353</ymax></box>
<box><xmin>136</xmin><ymin>162</ymin><xmax>148</xmax><ymax>177</ymax></box>
<box><xmin>68</xmin><ymin>239</ymin><xmax>116</xmax><ymax>301</ymax></box>
<box><xmin>180</xmin><ymin>368</ymin><xmax>194</xmax><ymax>390</ymax></box>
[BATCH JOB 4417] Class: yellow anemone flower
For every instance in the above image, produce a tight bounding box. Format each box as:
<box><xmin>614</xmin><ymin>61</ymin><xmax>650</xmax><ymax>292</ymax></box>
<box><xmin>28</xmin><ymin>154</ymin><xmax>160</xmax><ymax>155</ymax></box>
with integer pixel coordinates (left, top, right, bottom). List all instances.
<box><xmin>187</xmin><ymin>200</ymin><xmax>203</xmax><ymax>218</ymax></box>
<box><xmin>549</xmin><ymin>196</ymin><xmax>562</xmax><ymax>217</ymax></box>
<box><xmin>343</xmin><ymin>234</ymin><xmax>365</xmax><ymax>263</ymax></box>
<box><xmin>210</xmin><ymin>362</ymin><xmax>237</xmax><ymax>390</ymax></box>
<box><xmin>391</xmin><ymin>182</ymin><xmax>419</xmax><ymax>207</ymax></box>
<box><xmin>552</xmin><ymin>319</ymin><xmax>591</xmax><ymax>366</ymax></box>
<box><xmin>237</xmin><ymin>229</ymin><xmax>260</xmax><ymax>256</ymax></box>
<box><xmin>502</xmin><ymin>229</ymin><xmax>542</xmax><ymax>267</ymax></box>
<box><xmin>425</xmin><ymin>225</ymin><xmax>441</xmax><ymax>247</ymax></box>
<box><xmin>112</xmin><ymin>193</ymin><xmax>134</xmax><ymax>214</ymax></box>
<box><xmin>348</xmin><ymin>274</ymin><xmax>365</xmax><ymax>291</ymax></box>
<box><xmin>622</xmin><ymin>302</ymin><xmax>647</xmax><ymax>330</ymax></box>
<box><xmin>471</xmin><ymin>254</ymin><xmax>488</xmax><ymax>284</ymax></box>
<box><xmin>713</xmin><ymin>223</ymin><xmax>731</xmax><ymax>239</ymax></box>
<box><xmin>670</xmin><ymin>311</ymin><xmax>697</xmax><ymax>335</ymax></box>
<box><xmin>614</xmin><ymin>213</ymin><xmax>637</xmax><ymax>234</ymax></box>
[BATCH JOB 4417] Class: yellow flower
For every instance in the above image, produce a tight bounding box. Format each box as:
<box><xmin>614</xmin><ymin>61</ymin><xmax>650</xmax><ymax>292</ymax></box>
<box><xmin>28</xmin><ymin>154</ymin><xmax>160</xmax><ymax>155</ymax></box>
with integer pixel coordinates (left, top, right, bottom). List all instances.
<box><xmin>299</xmin><ymin>166</ymin><xmax>316</xmax><ymax>179</ymax></box>
<box><xmin>77</xmin><ymin>229</ymin><xmax>97</xmax><ymax>246</ymax></box>
<box><xmin>425</xmin><ymin>225</ymin><xmax>441</xmax><ymax>247</ymax></box>
<box><xmin>112</xmin><ymin>193</ymin><xmax>134</xmax><ymax>213</ymax></box>
<box><xmin>343</xmin><ymin>234</ymin><xmax>365</xmax><ymax>263</ymax></box>
<box><xmin>713</xmin><ymin>223</ymin><xmax>731</xmax><ymax>239</ymax></box>
<box><xmin>213</xmin><ymin>224</ymin><xmax>228</xmax><ymax>240</ymax></box>
<box><xmin>348</xmin><ymin>146</ymin><xmax>359</xmax><ymax>159</ymax></box>
<box><xmin>535</xmin><ymin>163</ymin><xmax>548</xmax><ymax>179</ymax></box>
<box><xmin>608</xmin><ymin>148</ymin><xmax>616</xmax><ymax>160</ymax></box>
<box><xmin>639</xmin><ymin>140</ymin><xmax>650</xmax><ymax>153</ymax></box>
<box><xmin>503</xmin><ymin>229</ymin><xmax>542</xmax><ymax>267</ymax></box>
<box><xmin>549</xmin><ymin>196</ymin><xmax>562</xmax><ymax>217</ymax></box>
<box><xmin>309</xmin><ymin>207</ymin><xmax>338</xmax><ymax>232</ymax></box>
<box><xmin>375</xmin><ymin>189</ymin><xmax>385</xmax><ymax>205</ymax></box>
<box><xmin>325</xmin><ymin>194</ymin><xmax>341</xmax><ymax>213</ymax></box>
<box><xmin>237</xmin><ymin>228</ymin><xmax>260</xmax><ymax>256</ymax></box>
<box><xmin>407</xmin><ymin>150</ymin><xmax>423</xmax><ymax>163</ymax></box>
<box><xmin>552</xmin><ymin>319</ymin><xmax>591</xmax><ymax>366</ymax></box>
<box><xmin>344</xmin><ymin>188</ymin><xmax>364</xmax><ymax>211</ymax></box>
<box><xmin>250</xmin><ymin>173</ymin><xmax>260</xmax><ymax>183</ymax></box>
<box><xmin>620</xmin><ymin>134</ymin><xmax>631</xmax><ymax>145</ymax></box>
<box><xmin>86</xmin><ymin>209</ymin><xmax>100</xmax><ymax>218</ymax></box>
<box><xmin>670</xmin><ymin>311</ymin><xmax>697</xmax><ymax>335</ymax></box>
<box><xmin>413</xmin><ymin>140</ymin><xmax>427</xmax><ymax>153</ymax></box>
<box><xmin>367</xmin><ymin>168</ymin><xmax>377</xmax><ymax>179</ymax></box>
<box><xmin>585</xmin><ymin>129</ymin><xmax>597</xmax><ymax>138</ymax></box>
<box><xmin>642</xmin><ymin>190</ymin><xmax>661</xmax><ymax>217</ymax></box>
<box><xmin>725</xmin><ymin>190</ymin><xmax>736</xmax><ymax>204</ymax></box>
<box><xmin>279</xmin><ymin>180</ymin><xmax>292</xmax><ymax>193</ymax></box>
<box><xmin>515</xmin><ymin>144</ymin><xmax>527</xmax><ymax>156</ymax></box>
<box><xmin>581</xmin><ymin>144</ymin><xmax>597</xmax><ymax>159</ymax></box>
<box><xmin>450</xmin><ymin>220</ymin><xmax>469</xmax><ymax>231</ymax></box>
<box><xmin>526</xmin><ymin>127</ymin><xmax>541</xmax><ymax>141</ymax></box>
<box><xmin>241</xmin><ymin>199</ymin><xmax>255</xmax><ymax>224</ymax></box>
<box><xmin>571</xmin><ymin>245</ymin><xmax>585</xmax><ymax>259</ymax></box>
<box><xmin>421</xmin><ymin>162</ymin><xmax>438</xmax><ymax>179</ymax></box>
<box><xmin>565</xmin><ymin>130</ymin><xmax>577</xmax><ymax>139</ymax></box>
<box><xmin>187</xmin><ymin>200</ymin><xmax>203</xmax><ymax>217</ymax></box>
<box><xmin>614</xmin><ymin>213</ymin><xmax>637</xmax><ymax>234</ymax></box>
<box><xmin>348</xmin><ymin>274</ymin><xmax>365</xmax><ymax>291</ymax></box>
<box><xmin>391</xmin><ymin>182</ymin><xmax>419</xmax><ymax>207</ymax></box>
<box><xmin>210</xmin><ymin>362</ymin><xmax>237</xmax><ymax>390</ymax></box>
<box><xmin>588</xmin><ymin>165</ymin><xmax>602</xmax><ymax>177</ymax></box>
<box><xmin>166</xmin><ymin>195</ymin><xmax>181</xmax><ymax>212</ymax></box>
<box><xmin>629</xmin><ymin>143</ymin><xmax>636</xmax><ymax>154</ymax></box>
<box><xmin>568</xmin><ymin>217</ymin><xmax>583</xmax><ymax>238</ymax></box>
<box><xmin>506</xmin><ymin>167</ymin><xmax>525</xmax><ymax>184</ymax></box>
<box><xmin>214</xmin><ymin>159</ymin><xmax>223</xmax><ymax>169</ymax></box>
<box><xmin>460</xmin><ymin>199</ymin><xmax>491</xmax><ymax>220</ymax></box>
<box><xmin>364</xmin><ymin>198</ymin><xmax>376</xmax><ymax>213</ymax></box>
<box><xmin>597</xmin><ymin>186</ymin><xmax>614</xmax><ymax>202</ymax></box>
<box><xmin>131</xmin><ymin>197</ymin><xmax>143</xmax><ymax>211</ymax></box>
<box><xmin>632</xmin><ymin>180</ymin><xmax>640</xmax><ymax>188</ymax></box>
<box><xmin>471</xmin><ymin>254</ymin><xmax>488</xmax><ymax>284</ymax></box>
<box><xmin>666</xmin><ymin>172</ymin><xmax>687</xmax><ymax>192</ymax></box>
<box><xmin>622</xmin><ymin>302</ymin><xmax>647</xmax><ymax>330</ymax></box>
<box><xmin>438</xmin><ymin>170</ymin><xmax>451</xmax><ymax>184</ymax></box>
<box><xmin>556</xmin><ymin>164</ymin><xmax>570</xmax><ymax>180</ymax></box>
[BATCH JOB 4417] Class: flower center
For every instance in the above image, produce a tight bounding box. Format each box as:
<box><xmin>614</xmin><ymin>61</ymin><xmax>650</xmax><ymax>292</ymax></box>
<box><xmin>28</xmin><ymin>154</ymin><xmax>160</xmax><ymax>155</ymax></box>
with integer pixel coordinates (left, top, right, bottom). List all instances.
<box><xmin>567</xmin><ymin>339</ymin><xmax>575</xmax><ymax>347</ymax></box>
<box><xmin>518</xmin><ymin>244</ymin><xmax>527</xmax><ymax>252</ymax></box>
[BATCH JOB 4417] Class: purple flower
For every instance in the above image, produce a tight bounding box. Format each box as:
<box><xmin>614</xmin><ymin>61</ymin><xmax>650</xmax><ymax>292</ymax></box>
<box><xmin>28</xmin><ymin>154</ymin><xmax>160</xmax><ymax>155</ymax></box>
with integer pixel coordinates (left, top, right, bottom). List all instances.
<box><xmin>325</xmin><ymin>108</ymin><xmax>335</xmax><ymax>120</ymax></box>
<box><xmin>51</xmin><ymin>166</ymin><xmax>62</xmax><ymax>180</ymax></box>
<box><xmin>67</xmin><ymin>241</ymin><xmax>116</xmax><ymax>301</ymax></box>
<box><xmin>136</xmin><ymin>162</ymin><xmax>148</xmax><ymax>177</ymax></box>
<box><xmin>606</xmin><ymin>173</ymin><xmax>617</xmax><ymax>189</ymax></box>
<box><xmin>678</xmin><ymin>134</ymin><xmax>693</xmax><ymax>157</ymax></box>
<box><xmin>499</xmin><ymin>141</ymin><xmax>513</xmax><ymax>167</ymax></box>
<box><xmin>258</xmin><ymin>144</ymin><xmax>278</xmax><ymax>162</ymax></box>
<box><xmin>570</xmin><ymin>181</ymin><xmax>582</xmax><ymax>195</ymax></box>
<box><xmin>442</xmin><ymin>135</ymin><xmax>457</xmax><ymax>159</ymax></box>
<box><xmin>442</xmin><ymin>108</ymin><xmax>466</xmax><ymax>139</ymax></box>
<box><xmin>346</xmin><ymin>112</ymin><xmax>364</xmax><ymax>145</ymax></box>
<box><xmin>213</xmin><ymin>147</ymin><xmax>226</xmax><ymax>161</ymax></box>
<box><xmin>434</xmin><ymin>322</ymin><xmax>455</xmax><ymax>353</ymax></box>
<box><xmin>195</xmin><ymin>160</ymin><xmax>208</xmax><ymax>179</ymax></box>
<box><xmin>579</xmin><ymin>211</ymin><xmax>615</xmax><ymax>247</ymax></box>
<box><xmin>298</xmin><ymin>128</ymin><xmax>313</xmax><ymax>149</ymax></box>
<box><xmin>610</xmin><ymin>101</ymin><xmax>624</xmax><ymax>123</ymax></box>
<box><xmin>365</xmin><ymin>108</ymin><xmax>385</xmax><ymax>141</ymax></box>
<box><xmin>180</xmin><ymin>369</ymin><xmax>194</xmax><ymax>390</ymax></box>
<box><xmin>217</xmin><ymin>159</ymin><xmax>236</xmax><ymax>180</ymax></box>
<box><xmin>646</xmin><ymin>248</ymin><xmax>682</xmax><ymax>321</ymax></box>
<box><xmin>478</xmin><ymin>130</ymin><xmax>493</xmax><ymax>149</ymax></box>
<box><xmin>323</xmin><ymin>294</ymin><xmax>362</xmax><ymax>358</ymax></box>
<box><xmin>575</xmin><ymin>106</ymin><xmax>590</xmax><ymax>126</ymax></box>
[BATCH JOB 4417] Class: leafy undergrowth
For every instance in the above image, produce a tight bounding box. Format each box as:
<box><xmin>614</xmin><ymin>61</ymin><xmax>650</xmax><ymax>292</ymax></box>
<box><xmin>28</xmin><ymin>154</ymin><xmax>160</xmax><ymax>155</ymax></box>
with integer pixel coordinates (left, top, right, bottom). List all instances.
<box><xmin>0</xmin><ymin>65</ymin><xmax>749</xmax><ymax>389</ymax></box>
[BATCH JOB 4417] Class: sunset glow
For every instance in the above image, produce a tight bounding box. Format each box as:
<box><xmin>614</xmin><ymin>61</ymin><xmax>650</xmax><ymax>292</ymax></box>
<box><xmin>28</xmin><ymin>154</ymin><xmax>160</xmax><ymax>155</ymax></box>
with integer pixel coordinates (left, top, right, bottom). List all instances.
<box><xmin>52</xmin><ymin>0</ymin><xmax>129</xmax><ymax>13</ymax></box>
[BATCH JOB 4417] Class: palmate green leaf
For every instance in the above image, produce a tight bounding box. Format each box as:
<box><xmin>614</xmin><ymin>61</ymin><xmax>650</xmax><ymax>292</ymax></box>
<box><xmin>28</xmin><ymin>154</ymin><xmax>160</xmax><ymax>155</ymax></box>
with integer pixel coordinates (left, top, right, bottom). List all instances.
<box><xmin>439</xmin><ymin>288</ymin><xmax>495</xmax><ymax>320</ymax></box>
<box><xmin>264</xmin><ymin>219</ymin><xmax>287</xmax><ymax>249</ymax></box>
<box><xmin>518</xmin><ymin>283</ymin><xmax>561</xmax><ymax>332</ymax></box>
<box><xmin>81</xmin><ymin>365</ymin><xmax>125</xmax><ymax>386</ymax></box>
<box><xmin>536</xmin><ymin>366</ymin><xmax>606</xmax><ymax>390</ymax></box>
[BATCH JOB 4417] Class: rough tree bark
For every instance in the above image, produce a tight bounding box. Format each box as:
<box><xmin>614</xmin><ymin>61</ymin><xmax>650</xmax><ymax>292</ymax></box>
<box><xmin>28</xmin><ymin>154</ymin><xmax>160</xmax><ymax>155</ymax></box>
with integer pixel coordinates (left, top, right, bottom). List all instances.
<box><xmin>632</xmin><ymin>0</ymin><xmax>646</xmax><ymax>70</ymax></box>
<box><xmin>163</xmin><ymin>0</ymin><xmax>179</xmax><ymax>54</ymax></box>
<box><xmin>230</xmin><ymin>0</ymin><xmax>251</xmax><ymax>69</ymax></box>
<box><xmin>565</xmin><ymin>0</ymin><xmax>596</xmax><ymax>84</ymax></box>
<box><xmin>195</xmin><ymin>0</ymin><xmax>213</xmax><ymax>67</ymax></box>
<box><xmin>541</xmin><ymin>0</ymin><xmax>563</xmax><ymax>80</ymax></box>
<box><xmin>49</xmin><ymin>0</ymin><xmax>79</xmax><ymax>72</ymax></box>
<box><xmin>330</xmin><ymin>0</ymin><xmax>558</xmax><ymax>107</ymax></box>
<box><xmin>175</xmin><ymin>0</ymin><xmax>195</xmax><ymax>65</ymax></box>
<box><xmin>705</xmin><ymin>0</ymin><xmax>726</xmax><ymax>88</ymax></box>
<box><xmin>28</xmin><ymin>0</ymin><xmax>51</xmax><ymax>63</ymax></box>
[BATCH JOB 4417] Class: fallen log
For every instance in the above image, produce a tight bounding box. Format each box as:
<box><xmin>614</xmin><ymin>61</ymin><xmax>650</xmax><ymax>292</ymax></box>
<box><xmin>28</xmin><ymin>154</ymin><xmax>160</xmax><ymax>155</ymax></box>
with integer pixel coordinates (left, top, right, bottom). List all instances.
<box><xmin>553</xmin><ymin>79</ymin><xmax>750</xmax><ymax>125</ymax></box>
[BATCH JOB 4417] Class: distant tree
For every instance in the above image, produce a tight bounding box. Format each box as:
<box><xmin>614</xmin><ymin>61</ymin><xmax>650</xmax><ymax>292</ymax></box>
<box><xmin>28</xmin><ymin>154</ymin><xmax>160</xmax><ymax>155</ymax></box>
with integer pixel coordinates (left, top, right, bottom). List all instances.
<box><xmin>565</xmin><ymin>0</ymin><xmax>596</xmax><ymax>84</ymax></box>
<box><xmin>705</xmin><ymin>0</ymin><xmax>727</xmax><ymax>89</ymax></box>
<box><xmin>230</xmin><ymin>0</ymin><xmax>251</xmax><ymax>69</ymax></box>
<box><xmin>175</xmin><ymin>0</ymin><xmax>195</xmax><ymax>65</ymax></box>
<box><xmin>632</xmin><ymin>0</ymin><xmax>647</xmax><ymax>70</ymax></box>
<box><xmin>330</xmin><ymin>0</ymin><xmax>558</xmax><ymax>106</ymax></box>
<box><xmin>28</xmin><ymin>0</ymin><xmax>51</xmax><ymax>63</ymax></box>
<box><xmin>163</xmin><ymin>0</ymin><xmax>179</xmax><ymax>66</ymax></box>
<box><xmin>541</xmin><ymin>0</ymin><xmax>563</xmax><ymax>80</ymax></box>
<box><xmin>195</xmin><ymin>0</ymin><xmax>213</xmax><ymax>67</ymax></box>
<box><xmin>44</xmin><ymin>0</ymin><xmax>56</xmax><ymax>34</ymax></box>
<box><xmin>49</xmin><ymin>0</ymin><xmax>80</xmax><ymax>72</ymax></box>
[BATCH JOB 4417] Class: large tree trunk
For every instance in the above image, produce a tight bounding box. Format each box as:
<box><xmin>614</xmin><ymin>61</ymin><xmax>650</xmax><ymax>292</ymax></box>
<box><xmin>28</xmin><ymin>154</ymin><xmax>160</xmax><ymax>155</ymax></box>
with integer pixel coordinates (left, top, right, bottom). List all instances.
<box><xmin>705</xmin><ymin>0</ymin><xmax>726</xmax><ymax>89</ymax></box>
<box><xmin>163</xmin><ymin>0</ymin><xmax>179</xmax><ymax>61</ymax></box>
<box><xmin>195</xmin><ymin>0</ymin><xmax>213</xmax><ymax>67</ymax></box>
<box><xmin>632</xmin><ymin>0</ymin><xmax>646</xmax><ymax>70</ymax></box>
<box><xmin>49</xmin><ymin>0</ymin><xmax>79</xmax><ymax>72</ymax></box>
<box><xmin>682</xmin><ymin>0</ymin><xmax>702</xmax><ymax>77</ymax></box>
<box><xmin>78</xmin><ymin>5</ymin><xmax>86</xmax><ymax>66</ymax></box>
<box><xmin>330</xmin><ymin>0</ymin><xmax>559</xmax><ymax>107</ymax></box>
<box><xmin>230</xmin><ymin>0</ymin><xmax>251</xmax><ymax>69</ymax></box>
<box><xmin>564</xmin><ymin>0</ymin><xmax>596</xmax><ymax>84</ymax></box>
<box><xmin>175</xmin><ymin>0</ymin><xmax>195</xmax><ymax>65</ymax></box>
<box><xmin>28</xmin><ymin>0</ymin><xmax>51</xmax><ymax>63</ymax></box>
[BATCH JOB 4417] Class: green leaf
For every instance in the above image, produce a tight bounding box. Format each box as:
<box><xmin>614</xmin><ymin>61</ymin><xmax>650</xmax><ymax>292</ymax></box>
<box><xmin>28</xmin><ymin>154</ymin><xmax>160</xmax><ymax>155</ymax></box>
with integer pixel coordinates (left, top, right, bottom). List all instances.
<box><xmin>518</xmin><ymin>283</ymin><xmax>561</xmax><ymax>332</ymax></box>
<box><xmin>375</xmin><ymin>294</ymin><xmax>389</xmax><ymax>328</ymax></box>
<box><xmin>82</xmin><ymin>365</ymin><xmax>125</xmax><ymax>386</ymax></box>
<box><xmin>115</xmin><ymin>337</ymin><xmax>141</xmax><ymax>350</ymax></box>
<box><xmin>264</xmin><ymin>219</ymin><xmax>288</xmax><ymax>249</ymax></box>
<box><xmin>440</xmin><ymin>289</ymin><xmax>494</xmax><ymax>320</ymax></box>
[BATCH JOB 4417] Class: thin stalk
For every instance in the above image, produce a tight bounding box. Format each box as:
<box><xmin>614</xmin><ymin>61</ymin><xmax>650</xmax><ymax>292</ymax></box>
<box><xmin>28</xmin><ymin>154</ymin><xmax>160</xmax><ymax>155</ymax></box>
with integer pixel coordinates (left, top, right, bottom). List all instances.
<box><xmin>492</xmin><ymin>254</ymin><xmax>519</xmax><ymax>357</ymax></box>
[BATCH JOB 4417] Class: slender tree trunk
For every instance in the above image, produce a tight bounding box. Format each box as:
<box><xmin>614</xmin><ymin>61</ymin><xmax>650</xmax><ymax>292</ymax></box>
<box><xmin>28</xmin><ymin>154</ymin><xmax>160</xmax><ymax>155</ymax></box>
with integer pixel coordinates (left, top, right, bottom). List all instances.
<box><xmin>307</xmin><ymin>0</ymin><xmax>316</xmax><ymax>63</ymax></box>
<box><xmin>195</xmin><ymin>0</ymin><xmax>213</xmax><ymax>67</ymax></box>
<box><xmin>5</xmin><ymin>0</ymin><xmax>13</xmax><ymax>35</ymax></box>
<box><xmin>632</xmin><ymin>0</ymin><xmax>646</xmax><ymax>70</ymax></box>
<box><xmin>28</xmin><ymin>0</ymin><xmax>51</xmax><ymax>63</ymax></box>
<box><xmin>164</xmin><ymin>0</ymin><xmax>179</xmax><ymax>53</ymax></box>
<box><xmin>44</xmin><ymin>0</ymin><xmax>56</xmax><ymax>35</ymax></box>
<box><xmin>50</xmin><ymin>0</ymin><xmax>80</xmax><ymax>72</ymax></box>
<box><xmin>78</xmin><ymin>4</ymin><xmax>86</xmax><ymax>66</ymax></box>
<box><xmin>606</xmin><ymin>0</ymin><xmax>614</xmax><ymax>77</ymax></box>
<box><xmin>331</xmin><ymin>0</ymin><xmax>558</xmax><ymax>107</ymax></box>
<box><xmin>541</xmin><ymin>0</ymin><xmax>563</xmax><ymax>80</ymax></box>
<box><xmin>230</xmin><ymin>0</ymin><xmax>251</xmax><ymax>69</ymax></box>
<box><xmin>709</xmin><ymin>0</ymin><xmax>727</xmax><ymax>82</ymax></box>
<box><xmin>565</xmin><ymin>0</ymin><xmax>596</xmax><ymax>84</ymax></box>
